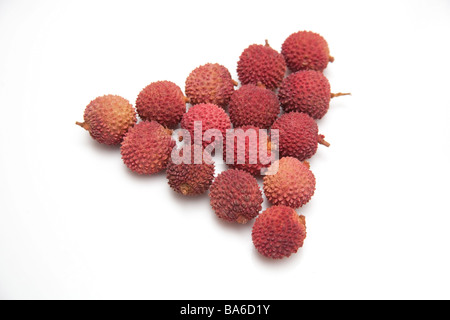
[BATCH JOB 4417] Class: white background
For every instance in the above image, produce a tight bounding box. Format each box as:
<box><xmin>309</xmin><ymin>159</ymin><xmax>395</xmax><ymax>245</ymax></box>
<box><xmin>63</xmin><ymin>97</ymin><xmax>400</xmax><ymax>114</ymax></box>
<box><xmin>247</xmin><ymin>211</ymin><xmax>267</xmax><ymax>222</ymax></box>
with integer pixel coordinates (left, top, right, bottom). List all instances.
<box><xmin>0</xmin><ymin>0</ymin><xmax>449</xmax><ymax>300</ymax></box>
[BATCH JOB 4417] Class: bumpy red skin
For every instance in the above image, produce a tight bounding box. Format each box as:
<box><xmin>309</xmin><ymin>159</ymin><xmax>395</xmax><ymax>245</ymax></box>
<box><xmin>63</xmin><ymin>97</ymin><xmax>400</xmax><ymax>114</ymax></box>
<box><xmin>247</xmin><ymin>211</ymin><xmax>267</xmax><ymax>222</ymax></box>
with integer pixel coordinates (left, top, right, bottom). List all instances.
<box><xmin>80</xmin><ymin>95</ymin><xmax>137</xmax><ymax>145</ymax></box>
<box><xmin>271</xmin><ymin>112</ymin><xmax>320</xmax><ymax>161</ymax></box>
<box><xmin>185</xmin><ymin>63</ymin><xmax>235</xmax><ymax>108</ymax></box>
<box><xmin>166</xmin><ymin>145</ymin><xmax>215</xmax><ymax>196</ymax></box>
<box><xmin>237</xmin><ymin>43</ymin><xmax>286</xmax><ymax>90</ymax></box>
<box><xmin>121</xmin><ymin>121</ymin><xmax>175</xmax><ymax>175</ymax></box>
<box><xmin>136</xmin><ymin>81</ymin><xmax>186</xmax><ymax>128</ymax></box>
<box><xmin>263</xmin><ymin>157</ymin><xmax>315</xmax><ymax>208</ymax></box>
<box><xmin>281</xmin><ymin>31</ymin><xmax>332</xmax><ymax>72</ymax></box>
<box><xmin>209</xmin><ymin>169</ymin><xmax>263</xmax><ymax>224</ymax></box>
<box><xmin>224</xmin><ymin>126</ymin><xmax>273</xmax><ymax>176</ymax></box>
<box><xmin>180</xmin><ymin>103</ymin><xmax>231</xmax><ymax>148</ymax></box>
<box><xmin>228</xmin><ymin>84</ymin><xmax>280</xmax><ymax>129</ymax></box>
<box><xmin>278</xmin><ymin>70</ymin><xmax>331</xmax><ymax>119</ymax></box>
<box><xmin>252</xmin><ymin>205</ymin><xmax>306</xmax><ymax>259</ymax></box>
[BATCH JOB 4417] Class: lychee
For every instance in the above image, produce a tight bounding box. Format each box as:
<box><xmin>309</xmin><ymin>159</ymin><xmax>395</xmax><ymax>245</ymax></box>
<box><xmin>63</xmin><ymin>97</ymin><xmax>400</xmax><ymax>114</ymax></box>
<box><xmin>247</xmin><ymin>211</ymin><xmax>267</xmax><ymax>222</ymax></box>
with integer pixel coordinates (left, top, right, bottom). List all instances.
<box><xmin>237</xmin><ymin>40</ymin><xmax>286</xmax><ymax>90</ymax></box>
<box><xmin>121</xmin><ymin>121</ymin><xmax>175</xmax><ymax>175</ymax></box>
<box><xmin>281</xmin><ymin>31</ymin><xmax>333</xmax><ymax>72</ymax></box>
<box><xmin>185</xmin><ymin>63</ymin><xmax>237</xmax><ymax>108</ymax></box>
<box><xmin>224</xmin><ymin>126</ymin><xmax>273</xmax><ymax>176</ymax></box>
<box><xmin>271</xmin><ymin>112</ymin><xmax>329</xmax><ymax>161</ymax></box>
<box><xmin>263</xmin><ymin>157</ymin><xmax>315</xmax><ymax>209</ymax></box>
<box><xmin>166</xmin><ymin>145</ymin><xmax>215</xmax><ymax>196</ymax></box>
<box><xmin>278</xmin><ymin>70</ymin><xmax>349</xmax><ymax>119</ymax></box>
<box><xmin>76</xmin><ymin>95</ymin><xmax>137</xmax><ymax>145</ymax></box>
<box><xmin>136</xmin><ymin>81</ymin><xmax>187</xmax><ymax>128</ymax></box>
<box><xmin>252</xmin><ymin>205</ymin><xmax>306</xmax><ymax>259</ymax></box>
<box><xmin>228</xmin><ymin>84</ymin><xmax>280</xmax><ymax>129</ymax></box>
<box><xmin>180</xmin><ymin>103</ymin><xmax>231</xmax><ymax>148</ymax></box>
<box><xmin>209</xmin><ymin>169</ymin><xmax>263</xmax><ymax>224</ymax></box>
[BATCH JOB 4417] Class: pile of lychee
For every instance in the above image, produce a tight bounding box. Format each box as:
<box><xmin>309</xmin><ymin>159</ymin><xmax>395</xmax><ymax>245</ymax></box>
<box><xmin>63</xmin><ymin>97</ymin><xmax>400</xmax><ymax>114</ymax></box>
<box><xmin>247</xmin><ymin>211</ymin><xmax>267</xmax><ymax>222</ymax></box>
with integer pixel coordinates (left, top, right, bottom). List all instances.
<box><xmin>76</xmin><ymin>31</ymin><xmax>349</xmax><ymax>260</ymax></box>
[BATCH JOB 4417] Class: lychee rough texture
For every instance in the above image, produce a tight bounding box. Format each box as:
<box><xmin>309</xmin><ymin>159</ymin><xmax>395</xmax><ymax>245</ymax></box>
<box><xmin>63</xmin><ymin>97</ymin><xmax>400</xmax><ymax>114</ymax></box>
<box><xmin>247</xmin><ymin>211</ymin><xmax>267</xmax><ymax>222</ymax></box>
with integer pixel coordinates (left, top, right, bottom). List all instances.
<box><xmin>136</xmin><ymin>81</ymin><xmax>187</xmax><ymax>128</ymax></box>
<box><xmin>252</xmin><ymin>205</ymin><xmax>307</xmax><ymax>259</ymax></box>
<box><xmin>209</xmin><ymin>169</ymin><xmax>263</xmax><ymax>224</ymax></box>
<box><xmin>224</xmin><ymin>126</ymin><xmax>273</xmax><ymax>176</ymax></box>
<box><xmin>76</xmin><ymin>95</ymin><xmax>137</xmax><ymax>145</ymax></box>
<box><xmin>121</xmin><ymin>121</ymin><xmax>175</xmax><ymax>175</ymax></box>
<box><xmin>278</xmin><ymin>70</ymin><xmax>332</xmax><ymax>119</ymax></box>
<box><xmin>185</xmin><ymin>63</ymin><xmax>236</xmax><ymax>108</ymax></box>
<box><xmin>237</xmin><ymin>40</ymin><xmax>287</xmax><ymax>91</ymax></box>
<box><xmin>166</xmin><ymin>145</ymin><xmax>215</xmax><ymax>196</ymax></box>
<box><xmin>263</xmin><ymin>157</ymin><xmax>316</xmax><ymax>209</ymax></box>
<box><xmin>272</xmin><ymin>111</ymin><xmax>329</xmax><ymax>161</ymax></box>
<box><xmin>180</xmin><ymin>103</ymin><xmax>231</xmax><ymax>148</ymax></box>
<box><xmin>228</xmin><ymin>84</ymin><xmax>280</xmax><ymax>129</ymax></box>
<box><xmin>281</xmin><ymin>31</ymin><xmax>333</xmax><ymax>72</ymax></box>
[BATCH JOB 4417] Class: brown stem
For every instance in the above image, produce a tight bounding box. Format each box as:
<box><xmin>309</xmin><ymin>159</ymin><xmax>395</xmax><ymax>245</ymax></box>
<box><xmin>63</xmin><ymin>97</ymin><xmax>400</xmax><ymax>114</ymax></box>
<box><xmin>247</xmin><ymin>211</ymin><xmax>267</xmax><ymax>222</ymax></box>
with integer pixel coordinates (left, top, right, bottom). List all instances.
<box><xmin>236</xmin><ymin>215</ymin><xmax>249</xmax><ymax>224</ymax></box>
<box><xmin>184</xmin><ymin>96</ymin><xmax>190</xmax><ymax>103</ymax></box>
<box><xmin>299</xmin><ymin>215</ymin><xmax>306</xmax><ymax>227</ymax></box>
<box><xmin>76</xmin><ymin>121</ymin><xmax>89</xmax><ymax>131</ymax></box>
<box><xmin>265</xmin><ymin>39</ymin><xmax>270</xmax><ymax>47</ymax></box>
<box><xmin>318</xmin><ymin>134</ymin><xmax>330</xmax><ymax>147</ymax></box>
<box><xmin>164</xmin><ymin>128</ymin><xmax>173</xmax><ymax>136</ymax></box>
<box><xmin>180</xmin><ymin>184</ymin><xmax>191</xmax><ymax>196</ymax></box>
<box><xmin>331</xmin><ymin>92</ymin><xmax>351</xmax><ymax>98</ymax></box>
<box><xmin>232</xmin><ymin>79</ymin><xmax>239</xmax><ymax>86</ymax></box>
<box><xmin>256</xmin><ymin>81</ymin><xmax>266</xmax><ymax>89</ymax></box>
<box><xmin>329</xmin><ymin>55</ymin><xmax>335</xmax><ymax>63</ymax></box>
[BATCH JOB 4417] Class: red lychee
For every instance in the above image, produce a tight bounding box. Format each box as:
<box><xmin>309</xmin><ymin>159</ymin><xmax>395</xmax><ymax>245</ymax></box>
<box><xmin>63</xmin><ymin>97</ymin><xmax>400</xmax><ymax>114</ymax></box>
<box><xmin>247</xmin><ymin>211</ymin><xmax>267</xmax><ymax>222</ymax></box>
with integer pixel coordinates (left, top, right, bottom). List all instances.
<box><xmin>76</xmin><ymin>95</ymin><xmax>137</xmax><ymax>145</ymax></box>
<box><xmin>263</xmin><ymin>157</ymin><xmax>316</xmax><ymax>209</ymax></box>
<box><xmin>237</xmin><ymin>40</ymin><xmax>286</xmax><ymax>90</ymax></box>
<box><xmin>224</xmin><ymin>126</ymin><xmax>273</xmax><ymax>176</ymax></box>
<box><xmin>185</xmin><ymin>63</ymin><xmax>237</xmax><ymax>108</ymax></box>
<box><xmin>271</xmin><ymin>111</ymin><xmax>329</xmax><ymax>161</ymax></box>
<box><xmin>282</xmin><ymin>31</ymin><xmax>333</xmax><ymax>72</ymax></box>
<box><xmin>166</xmin><ymin>145</ymin><xmax>215</xmax><ymax>196</ymax></box>
<box><xmin>121</xmin><ymin>121</ymin><xmax>175</xmax><ymax>175</ymax></box>
<box><xmin>180</xmin><ymin>103</ymin><xmax>231</xmax><ymax>148</ymax></box>
<box><xmin>209</xmin><ymin>169</ymin><xmax>263</xmax><ymax>224</ymax></box>
<box><xmin>252</xmin><ymin>205</ymin><xmax>307</xmax><ymax>259</ymax></box>
<box><xmin>136</xmin><ymin>81</ymin><xmax>187</xmax><ymax>128</ymax></box>
<box><xmin>278</xmin><ymin>70</ymin><xmax>350</xmax><ymax>119</ymax></box>
<box><xmin>228</xmin><ymin>84</ymin><xmax>280</xmax><ymax>129</ymax></box>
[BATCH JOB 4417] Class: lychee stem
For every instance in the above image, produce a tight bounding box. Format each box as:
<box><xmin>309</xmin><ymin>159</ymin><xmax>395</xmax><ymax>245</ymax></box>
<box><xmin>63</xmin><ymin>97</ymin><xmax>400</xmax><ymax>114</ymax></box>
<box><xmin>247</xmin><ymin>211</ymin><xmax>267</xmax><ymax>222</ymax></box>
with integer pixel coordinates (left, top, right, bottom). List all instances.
<box><xmin>232</xmin><ymin>79</ymin><xmax>238</xmax><ymax>86</ymax></box>
<box><xmin>265</xmin><ymin>39</ymin><xmax>270</xmax><ymax>47</ymax></box>
<box><xmin>256</xmin><ymin>82</ymin><xmax>266</xmax><ymax>89</ymax></box>
<box><xmin>299</xmin><ymin>215</ymin><xmax>306</xmax><ymax>227</ymax></box>
<box><xmin>236</xmin><ymin>215</ymin><xmax>249</xmax><ymax>224</ymax></box>
<box><xmin>180</xmin><ymin>184</ymin><xmax>190</xmax><ymax>195</ymax></box>
<box><xmin>164</xmin><ymin>128</ymin><xmax>173</xmax><ymax>136</ymax></box>
<box><xmin>184</xmin><ymin>96</ymin><xmax>191</xmax><ymax>103</ymax></box>
<box><xmin>331</xmin><ymin>92</ymin><xmax>351</xmax><ymax>98</ymax></box>
<box><xmin>329</xmin><ymin>55</ymin><xmax>335</xmax><ymax>63</ymax></box>
<box><xmin>76</xmin><ymin>121</ymin><xmax>89</xmax><ymax>131</ymax></box>
<box><xmin>318</xmin><ymin>135</ymin><xmax>330</xmax><ymax>147</ymax></box>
